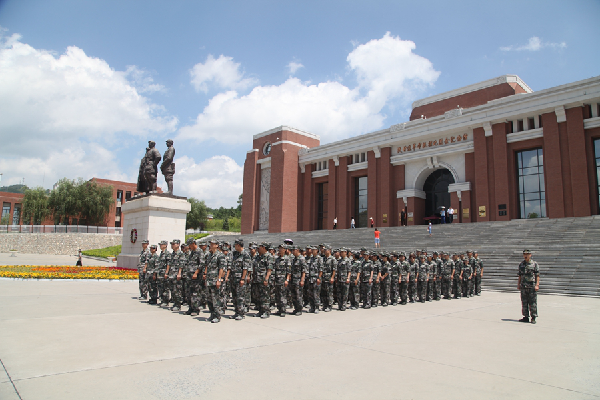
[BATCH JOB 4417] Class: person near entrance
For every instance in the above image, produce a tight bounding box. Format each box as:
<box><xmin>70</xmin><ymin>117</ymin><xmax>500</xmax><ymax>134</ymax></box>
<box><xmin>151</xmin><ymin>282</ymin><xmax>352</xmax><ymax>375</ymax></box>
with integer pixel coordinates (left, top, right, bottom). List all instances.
<box><xmin>374</xmin><ymin>228</ymin><xmax>381</xmax><ymax>248</ymax></box>
<box><xmin>333</xmin><ymin>217</ymin><xmax>337</xmax><ymax>230</ymax></box>
<box><xmin>400</xmin><ymin>210</ymin><xmax>406</xmax><ymax>226</ymax></box>
<box><xmin>351</xmin><ymin>217</ymin><xmax>356</xmax><ymax>229</ymax></box>
<box><xmin>448</xmin><ymin>207</ymin><xmax>454</xmax><ymax>223</ymax></box>
<box><xmin>518</xmin><ymin>249</ymin><xmax>539</xmax><ymax>324</ymax></box>
<box><xmin>440</xmin><ymin>207</ymin><xmax>446</xmax><ymax>224</ymax></box>
<box><xmin>370</xmin><ymin>217</ymin><xmax>374</xmax><ymax>228</ymax></box>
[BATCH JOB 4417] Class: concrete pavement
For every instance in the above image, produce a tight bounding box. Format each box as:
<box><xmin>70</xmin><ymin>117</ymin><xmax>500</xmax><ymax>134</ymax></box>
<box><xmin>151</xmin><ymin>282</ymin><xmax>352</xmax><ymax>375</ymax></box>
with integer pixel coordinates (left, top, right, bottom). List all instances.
<box><xmin>0</xmin><ymin>280</ymin><xmax>598</xmax><ymax>400</ymax></box>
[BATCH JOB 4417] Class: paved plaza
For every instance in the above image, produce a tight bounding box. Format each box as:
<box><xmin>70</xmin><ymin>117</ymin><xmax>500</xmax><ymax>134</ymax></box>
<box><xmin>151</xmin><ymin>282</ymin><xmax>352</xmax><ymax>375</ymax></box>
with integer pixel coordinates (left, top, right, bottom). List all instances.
<box><xmin>0</xmin><ymin>279</ymin><xmax>598</xmax><ymax>400</ymax></box>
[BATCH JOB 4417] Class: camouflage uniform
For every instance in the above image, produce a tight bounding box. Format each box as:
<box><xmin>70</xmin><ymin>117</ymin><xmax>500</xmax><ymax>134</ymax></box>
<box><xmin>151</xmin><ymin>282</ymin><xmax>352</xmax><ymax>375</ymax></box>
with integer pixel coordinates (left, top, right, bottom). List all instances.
<box><xmin>306</xmin><ymin>253</ymin><xmax>323</xmax><ymax>313</ymax></box>
<box><xmin>440</xmin><ymin>257</ymin><xmax>454</xmax><ymax>299</ymax></box>
<box><xmin>399</xmin><ymin>258</ymin><xmax>410</xmax><ymax>305</ymax></box>
<box><xmin>272</xmin><ymin>252</ymin><xmax>291</xmax><ymax>315</ymax></box>
<box><xmin>220</xmin><ymin>249</ymin><xmax>231</xmax><ymax>310</ymax></box>
<box><xmin>360</xmin><ymin>256</ymin><xmax>373</xmax><ymax>308</ymax></box>
<box><xmin>349</xmin><ymin>256</ymin><xmax>362</xmax><ymax>309</ymax></box>
<box><xmin>473</xmin><ymin>256</ymin><xmax>483</xmax><ymax>295</ymax></box>
<box><xmin>336</xmin><ymin>254</ymin><xmax>351</xmax><ymax>310</ymax></box>
<box><xmin>230</xmin><ymin>248</ymin><xmax>251</xmax><ymax>318</ymax></box>
<box><xmin>205</xmin><ymin>248</ymin><xmax>226</xmax><ymax>322</ymax></box>
<box><xmin>426</xmin><ymin>260</ymin><xmax>436</xmax><ymax>301</ymax></box>
<box><xmin>167</xmin><ymin>248</ymin><xmax>186</xmax><ymax>310</ymax></box>
<box><xmin>461</xmin><ymin>257</ymin><xmax>472</xmax><ymax>298</ymax></box>
<box><xmin>453</xmin><ymin>257</ymin><xmax>463</xmax><ymax>299</ymax></box>
<box><xmin>138</xmin><ymin>247</ymin><xmax>151</xmax><ymax>298</ymax></box>
<box><xmin>518</xmin><ymin>258</ymin><xmax>539</xmax><ymax>319</ymax></box>
<box><xmin>408</xmin><ymin>259</ymin><xmax>418</xmax><ymax>303</ymax></box>
<box><xmin>146</xmin><ymin>249</ymin><xmax>159</xmax><ymax>303</ymax></box>
<box><xmin>433</xmin><ymin>254</ymin><xmax>443</xmax><ymax>300</ymax></box>
<box><xmin>371</xmin><ymin>257</ymin><xmax>381</xmax><ymax>307</ymax></box>
<box><xmin>290</xmin><ymin>251</ymin><xmax>307</xmax><ymax>314</ymax></box>
<box><xmin>321</xmin><ymin>254</ymin><xmax>336</xmax><ymax>311</ymax></box>
<box><xmin>389</xmin><ymin>256</ymin><xmax>400</xmax><ymax>305</ymax></box>
<box><xmin>253</xmin><ymin>250</ymin><xmax>273</xmax><ymax>317</ymax></box>
<box><xmin>380</xmin><ymin>258</ymin><xmax>391</xmax><ymax>306</ymax></box>
<box><xmin>416</xmin><ymin>260</ymin><xmax>428</xmax><ymax>303</ymax></box>
<box><xmin>187</xmin><ymin>246</ymin><xmax>203</xmax><ymax>314</ymax></box>
<box><xmin>157</xmin><ymin>247</ymin><xmax>171</xmax><ymax>305</ymax></box>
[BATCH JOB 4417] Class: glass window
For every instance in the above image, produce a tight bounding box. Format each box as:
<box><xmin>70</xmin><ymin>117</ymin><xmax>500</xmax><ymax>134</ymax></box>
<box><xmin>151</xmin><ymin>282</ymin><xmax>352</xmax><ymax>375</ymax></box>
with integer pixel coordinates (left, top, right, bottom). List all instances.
<box><xmin>12</xmin><ymin>204</ymin><xmax>21</xmax><ymax>225</ymax></box>
<box><xmin>1</xmin><ymin>203</ymin><xmax>11</xmax><ymax>224</ymax></box>
<box><xmin>361</xmin><ymin>153</ymin><xmax>366</xmax><ymax>163</ymax></box>
<box><xmin>125</xmin><ymin>191</ymin><xmax>131</xmax><ymax>201</ymax></box>
<box><xmin>516</xmin><ymin>148</ymin><xmax>546</xmax><ymax>218</ymax></box>
<box><xmin>354</xmin><ymin>177</ymin><xmax>368</xmax><ymax>227</ymax></box>
<box><xmin>117</xmin><ymin>190</ymin><xmax>123</xmax><ymax>202</ymax></box>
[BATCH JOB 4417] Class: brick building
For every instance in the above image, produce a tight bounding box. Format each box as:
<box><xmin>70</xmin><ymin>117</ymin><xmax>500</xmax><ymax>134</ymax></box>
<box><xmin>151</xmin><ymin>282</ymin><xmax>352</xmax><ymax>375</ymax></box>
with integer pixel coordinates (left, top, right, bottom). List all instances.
<box><xmin>241</xmin><ymin>74</ymin><xmax>600</xmax><ymax>234</ymax></box>
<box><xmin>0</xmin><ymin>178</ymin><xmax>161</xmax><ymax>227</ymax></box>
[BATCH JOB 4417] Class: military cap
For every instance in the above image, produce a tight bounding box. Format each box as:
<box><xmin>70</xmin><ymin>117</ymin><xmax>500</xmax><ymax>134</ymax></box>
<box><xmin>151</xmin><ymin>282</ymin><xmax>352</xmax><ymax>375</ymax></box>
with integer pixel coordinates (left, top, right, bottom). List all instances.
<box><xmin>419</xmin><ymin>254</ymin><xmax>425</xmax><ymax>258</ymax></box>
<box><xmin>409</xmin><ymin>252</ymin><xmax>416</xmax><ymax>257</ymax></box>
<box><xmin>360</xmin><ymin>247</ymin><xmax>368</xmax><ymax>252</ymax></box>
<box><xmin>259</xmin><ymin>242</ymin><xmax>270</xmax><ymax>248</ymax></box>
<box><xmin>141</xmin><ymin>239</ymin><xmax>149</xmax><ymax>244</ymax></box>
<box><xmin>159</xmin><ymin>240</ymin><xmax>168</xmax><ymax>245</ymax></box>
<box><xmin>234</xmin><ymin>238</ymin><xmax>244</xmax><ymax>246</ymax></box>
<box><xmin>339</xmin><ymin>247</ymin><xmax>347</xmax><ymax>252</ymax></box>
<box><xmin>249</xmin><ymin>243</ymin><xmax>258</xmax><ymax>249</ymax></box>
<box><xmin>467</xmin><ymin>249</ymin><xmax>474</xmax><ymax>253</ymax></box>
<box><xmin>150</xmin><ymin>244</ymin><xmax>157</xmax><ymax>249</ymax></box>
<box><xmin>208</xmin><ymin>238</ymin><xmax>219</xmax><ymax>244</ymax></box>
<box><xmin>523</xmin><ymin>249</ymin><xmax>532</xmax><ymax>254</ymax></box>
<box><xmin>170</xmin><ymin>239</ymin><xmax>180</xmax><ymax>245</ymax></box>
<box><xmin>324</xmin><ymin>244</ymin><xmax>332</xmax><ymax>250</ymax></box>
<box><xmin>399</xmin><ymin>252</ymin><xmax>407</xmax><ymax>258</ymax></box>
<box><xmin>278</xmin><ymin>243</ymin><xmax>286</xmax><ymax>248</ymax></box>
<box><xmin>432</xmin><ymin>251</ymin><xmax>439</xmax><ymax>255</ymax></box>
<box><xmin>319</xmin><ymin>243</ymin><xmax>326</xmax><ymax>247</ymax></box>
<box><xmin>185</xmin><ymin>237</ymin><xmax>195</xmax><ymax>245</ymax></box>
<box><xmin>473</xmin><ymin>250</ymin><xmax>479</xmax><ymax>254</ymax></box>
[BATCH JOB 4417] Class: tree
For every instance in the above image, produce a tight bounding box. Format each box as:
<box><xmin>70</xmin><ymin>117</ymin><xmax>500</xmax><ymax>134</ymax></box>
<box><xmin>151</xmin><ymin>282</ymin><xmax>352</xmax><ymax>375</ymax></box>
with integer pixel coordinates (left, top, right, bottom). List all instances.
<box><xmin>186</xmin><ymin>198</ymin><xmax>208</xmax><ymax>229</ymax></box>
<box><xmin>222</xmin><ymin>217</ymin><xmax>230</xmax><ymax>231</ymax></box>
<box><xmin>0</xmin><ymin>184</ymin><xmax>28</xmax><ymax>194</ymax></box>
<box><xmin>237</xmin><ymin>193</ymin><xmax>243</xmax><ymax>213</ymax></box>
<box><xmin>22</xmin><ymin>187</ymin><xmax>50</xmax><ymax>225</ymax></box>
<box><xmin>78</xmin><ymin>180</ymin><xmax>115</xmax><ymax>225</ymax></box>
<box><xmin>48</xmin><ymin>178</ymin><xmax>81</xmax><ymax>225</ymax></box>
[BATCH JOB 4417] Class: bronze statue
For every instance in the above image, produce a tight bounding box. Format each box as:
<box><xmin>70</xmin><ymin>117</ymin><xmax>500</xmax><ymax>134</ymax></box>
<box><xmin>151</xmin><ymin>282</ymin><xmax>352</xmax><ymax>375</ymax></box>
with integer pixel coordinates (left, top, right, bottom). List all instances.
<box><xmin>161</xmin><ymin>139</ymin><xmax>175</xmax><ymax>194</ymax></box>
<box><xmin>137</xmin><ymin>141</ymin><xmax>161</xmax><ymax>193</ymax></box>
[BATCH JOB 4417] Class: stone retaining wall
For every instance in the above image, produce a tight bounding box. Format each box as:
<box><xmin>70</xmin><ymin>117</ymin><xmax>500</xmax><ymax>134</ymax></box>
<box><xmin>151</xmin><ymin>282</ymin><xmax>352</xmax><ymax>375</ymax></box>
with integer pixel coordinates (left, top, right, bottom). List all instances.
<box><xmin>0</xmin><ymin>233</ymin><xmax>122</xmax><ymax>255</ymax></box>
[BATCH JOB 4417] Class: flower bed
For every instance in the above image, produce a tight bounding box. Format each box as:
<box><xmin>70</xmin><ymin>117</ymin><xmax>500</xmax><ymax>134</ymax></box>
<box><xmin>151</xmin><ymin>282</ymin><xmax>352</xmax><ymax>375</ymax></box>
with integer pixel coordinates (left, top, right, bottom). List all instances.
<box><xmin>0</xmin><ymin>265</ymin><xmax>138</xmax><ymax>280</ymax></box>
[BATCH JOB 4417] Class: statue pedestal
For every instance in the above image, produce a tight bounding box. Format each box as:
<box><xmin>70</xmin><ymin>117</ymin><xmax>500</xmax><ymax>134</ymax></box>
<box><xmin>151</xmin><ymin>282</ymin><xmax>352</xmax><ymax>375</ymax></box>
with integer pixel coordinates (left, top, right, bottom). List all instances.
<box><xmin>117</xmin><ymin>194</ymin><xmax>191</xmax><ymax>269</ymax></box>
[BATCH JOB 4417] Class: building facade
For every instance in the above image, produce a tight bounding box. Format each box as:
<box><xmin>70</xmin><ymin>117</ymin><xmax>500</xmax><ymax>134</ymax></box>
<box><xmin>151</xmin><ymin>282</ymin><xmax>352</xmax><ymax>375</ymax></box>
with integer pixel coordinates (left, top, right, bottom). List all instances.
<box><xmin>241</xmin><ymin>75</ymin><xmax>600</xmax><ymax>234</ymax></box>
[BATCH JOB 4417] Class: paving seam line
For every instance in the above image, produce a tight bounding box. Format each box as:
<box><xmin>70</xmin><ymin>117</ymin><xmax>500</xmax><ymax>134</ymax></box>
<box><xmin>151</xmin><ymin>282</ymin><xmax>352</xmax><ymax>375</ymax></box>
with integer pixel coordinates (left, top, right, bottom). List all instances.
<box><xmin>0</xmin><ymin>358</ymin><xmax>23</xmax><ymax>400</ymax></box>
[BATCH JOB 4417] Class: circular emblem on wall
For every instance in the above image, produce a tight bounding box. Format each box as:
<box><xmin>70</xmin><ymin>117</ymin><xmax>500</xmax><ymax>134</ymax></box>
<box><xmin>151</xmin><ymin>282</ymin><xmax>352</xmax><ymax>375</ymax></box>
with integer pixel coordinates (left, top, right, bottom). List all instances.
<box><xmin>130</xmin><ymin>228</ymin><xmax>138</xmax><ymax>243</ymax></box>
<box><xmin>263</xmin><ymin>141</ymin><xmax>271</xmax><ymax>155</ymax></box>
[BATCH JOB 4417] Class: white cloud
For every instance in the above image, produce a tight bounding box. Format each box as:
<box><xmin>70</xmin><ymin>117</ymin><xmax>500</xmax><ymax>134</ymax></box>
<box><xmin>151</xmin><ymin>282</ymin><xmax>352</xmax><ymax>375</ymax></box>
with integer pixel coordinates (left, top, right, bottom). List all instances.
<box><xmin>179</xmin><ymin>32</ymin><xmax>440</xmax><ymax>145</ymax></box>
<box><xmin>0</xmin><ymin>29</ymin><xmax>177</xmax><ymax>190</ymax></box>
<box><xmin>172</xmin><ymin>155</ymin><xmax>243</xmax><ymax>208</ymax></box>
<box><xmin>287</xmin><ymin>61</ymin><xmax>304</xmax><ymax>75</ymax></box>
<box><xmin>190</xmin><ymin>54</ymin><xmax>258</xmax><ymax>93</ymax></box>
<box><xmin>500</xmin><ymin>36</ymin><xmax>566</xmax><ymax>52</ymax></box>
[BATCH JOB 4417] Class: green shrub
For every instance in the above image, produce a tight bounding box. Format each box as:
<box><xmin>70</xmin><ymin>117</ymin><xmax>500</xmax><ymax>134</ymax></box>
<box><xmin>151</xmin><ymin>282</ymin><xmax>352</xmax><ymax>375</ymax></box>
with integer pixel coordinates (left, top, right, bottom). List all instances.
<box><xmin>82</xmin><ymin>245</ymin><xmax>121</xmax><ymax>258</ymax></box>
<box><xmin>185</xmin><ymin>233</ymin><xmax>210</xmax><ymax>241</ymax></box>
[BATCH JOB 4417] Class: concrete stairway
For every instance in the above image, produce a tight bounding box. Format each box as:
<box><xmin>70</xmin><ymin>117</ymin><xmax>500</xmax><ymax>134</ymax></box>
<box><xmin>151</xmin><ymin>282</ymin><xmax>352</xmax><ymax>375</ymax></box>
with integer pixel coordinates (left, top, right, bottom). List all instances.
<box><xmin>212</xmin><ymin>216</ymin><xmax>600</xmax><ymax>297</ymax></box>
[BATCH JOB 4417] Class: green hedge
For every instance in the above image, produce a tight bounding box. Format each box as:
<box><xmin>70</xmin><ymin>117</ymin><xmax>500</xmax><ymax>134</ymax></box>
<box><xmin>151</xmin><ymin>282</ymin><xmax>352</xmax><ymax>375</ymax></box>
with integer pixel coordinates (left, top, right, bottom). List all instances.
<box><xmin>205</xmin><ymin>217</ymin><xmax>241</xmax><ymax>232</ymax></box>
<box><xmin>82</xmin><ymin>245</ymin><xmax>121</xmax><ymax>258</ymax></box>
<box><xmin>185</xmin><ymin>233</ymin><xmax>210</xmax><ymax>241</ymax></box>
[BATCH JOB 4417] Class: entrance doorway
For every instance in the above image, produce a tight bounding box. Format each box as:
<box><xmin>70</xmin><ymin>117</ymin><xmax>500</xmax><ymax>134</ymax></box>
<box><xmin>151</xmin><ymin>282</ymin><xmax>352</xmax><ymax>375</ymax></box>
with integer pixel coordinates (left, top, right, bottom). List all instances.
<box><xmin>424</xmin><ymin>169</ymin><xmax>455</xmax><ymax>220</ymax></box>
<box><xmin>316</xmin><ymin>182</ymin><xmax>328</xmax><ymax>230</ymax></box>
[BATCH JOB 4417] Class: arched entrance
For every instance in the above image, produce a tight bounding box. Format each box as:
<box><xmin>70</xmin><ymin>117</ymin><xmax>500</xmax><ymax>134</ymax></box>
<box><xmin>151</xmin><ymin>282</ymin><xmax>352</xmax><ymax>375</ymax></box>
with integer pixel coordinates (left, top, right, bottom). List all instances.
<box><xmin>423</xmin><ymin>168</ymin><xmax>455</xmax><ymax>219</ymax></box>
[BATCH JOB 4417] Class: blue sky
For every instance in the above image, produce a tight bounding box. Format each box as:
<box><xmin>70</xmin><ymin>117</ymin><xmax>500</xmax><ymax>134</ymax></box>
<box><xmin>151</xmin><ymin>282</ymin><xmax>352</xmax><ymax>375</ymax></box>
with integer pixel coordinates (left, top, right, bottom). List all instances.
<box><xmin>0</xmin><ymin>0</ymin><xmax>598</xmax><ymax>207</ymax></box>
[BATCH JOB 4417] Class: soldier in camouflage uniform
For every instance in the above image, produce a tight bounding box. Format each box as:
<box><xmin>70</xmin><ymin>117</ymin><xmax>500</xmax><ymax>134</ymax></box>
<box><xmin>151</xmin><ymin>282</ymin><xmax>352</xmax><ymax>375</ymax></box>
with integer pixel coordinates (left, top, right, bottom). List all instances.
<box><xmin>306</xmin><ymin>247</ymin><xmax>323</xmax><ymax>313</ymax></box>
<box><xmin>254</xmin><ymin>243</ymin><xmax>273</xmax><ymax>318</ymax></box>
<box><xmin>388</xmin><ymin>253</ymin><xmax>400</xmax><ymax>305</ymax></box>
<box><xmin>336</xmin><ymin>248</ymin><xmax>351</xmax><ymax>311</ymax></box>
<box><xmin>197</xmin><ymin>241</ymin><xmax>209</xmax><ymax>309</ymax></box>
<box><xmin>473</xmin><ymin>251</ymin><xmax>483</xmax><ymax>296</ymax></box>
<box><xmin>229</xmin><ymin>238</ymin><xmax>251</xmax><ymax>320</ymax></box>
<box><xmin>290</xmin><ymin>246</ymin><xmax>307</xmax><ymax>315</ymax></box>
<box><xmin>167</xmin><ymin>239</ymin><xmax>185</xmax><ymax>311</ymax></box>
<box><xmin>204</xmin><ymin>239</ymin><xmax>226</xmax><ymax>323</ymax></box>
<box><xmin>433</xmin><ymin>251</ymin><xmax>443</xmax><ymax>301</ymax></box>
<box><xmin>379</xmin><ymin>253</ymin><xmax>391</xmax><ymax>306</ymax></box>
<box><xmin>461</xmin><ymin>253</ymin><xmax>472</xmax><ymax>298</ymax></box>
<box><xmin>157</xmin><ymin>240</ymin><xmax>170</xmax><ymax>306</ymax></box>
<box><xmin>407</xmin><ymin>253</ymin><xmax>418</xmax><ymax>303</ymax></box>
<box><xmin>272</xmin><ymin>244</ymin><xmax>291</xmax><ymax>317</ymax></box>
<box><xmin>452</xmin><ymin>253</ymin><xmax>463</xmax><ymax>299</ymax></box>
<box><xmin>371</xmin><ymin>253</ymin><xmax>381</xmax><ymax>307</ymax></box>
<box><xmin>246</xmin><ymin>242</ymin><xmax>257</xmax><ymax>312</ymax></box>
<box><xmin>349</xmin><ymin>251</ymin><xmax>362</xmax><ymax>310</ymax></box>
<box><xmin>518</xmin><ymin>249</ymin><xmax>539</xmax><ymax>324</ymax></box>
<box><xmin>360</xmin><ymin>250</ymin><xmax>374</xmax><ymax>309</ymax></box>
<box><xmin>399</xmin><ymin>252</ymin><xmax>410</xmax><ymax>305</ymax></box>
<box><xmin>180</xmin><ymin>242</ymin><xmax>190</xmax><ymax>306</ymax></box>
<box><xmin>321</xmin><ymin>246</ymin><xmax>336</xmax><ymax>312</ymax></box>
<box><xmin>426</xmin><ymin>254</ymin><xmax>436</xmax><ymax>302</ymax></box>
<box><xmin>220</xmin><ymin>242</ymin><xmax>232</xmax><ymax>311</ymax></box>
<box><xmin>146</xmin><ymin>245</ymin><xmax>159</xmax><ymax>304</ymax></box>
<box><xmin>440</xmin><ymin>252</ymin><xmax>455</xmax><ymax>300</ymax></box>
<box><xmin>185</xmin><ymin>239</ymin><xmax>203</xmax><ymax>316</ymax></box>
<box><xmin>138</xmin><ymin>240</ymin><xmax>150</xmax><ymax>300</ymax></box>
<box><xmin>417</xmin><ymin>255</ymin><xmax>428</xmax><ymax>303</ymax></box>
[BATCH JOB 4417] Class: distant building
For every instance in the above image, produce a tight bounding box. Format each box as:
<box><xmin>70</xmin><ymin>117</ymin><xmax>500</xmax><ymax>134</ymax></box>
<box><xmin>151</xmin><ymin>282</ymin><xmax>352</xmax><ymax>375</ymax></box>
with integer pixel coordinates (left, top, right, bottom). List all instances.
<box><xmin>241</xmin><ymin>74</ymin><xmax>600</xmax><ymax>233</ymax></box>
<box><xmin>0</xmin><ymin>178</ymin><xmax>162</xmax><ymax>227</ymax></box>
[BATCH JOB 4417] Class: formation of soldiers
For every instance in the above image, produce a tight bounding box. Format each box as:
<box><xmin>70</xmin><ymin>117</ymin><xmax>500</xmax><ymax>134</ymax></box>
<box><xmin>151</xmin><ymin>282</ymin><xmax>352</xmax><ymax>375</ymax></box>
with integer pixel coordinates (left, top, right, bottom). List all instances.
<box><xmin>136</xmin><ymin>238</ymin><xmax>484</xmax><ymax>323</ymax></box>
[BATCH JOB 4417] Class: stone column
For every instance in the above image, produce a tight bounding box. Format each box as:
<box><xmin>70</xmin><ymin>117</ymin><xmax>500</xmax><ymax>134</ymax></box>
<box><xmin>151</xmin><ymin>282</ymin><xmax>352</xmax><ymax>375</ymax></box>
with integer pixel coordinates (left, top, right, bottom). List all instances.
<box><xmin>565</xmin><ymin>107</ymin><xmax>591</xmax><ymax>217</ymax></box>
<box><xmin>492</xmin><ymin>122</ymin><xmax>510</xmax><ymax>221</ymax></box>
<box><xmin>328</xmin><ymin>158</ymin><xmax>337</xmax><ymax>230</ymax></box>
<box><xmin>542</xmin><ymin>111</ymin><xmax>565</xmax><ymax>218</ymax></box>
<box><xmin>473</xmin><ymin>126</ymin><xmax>490</xmax><ymax>222</ymax></box>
